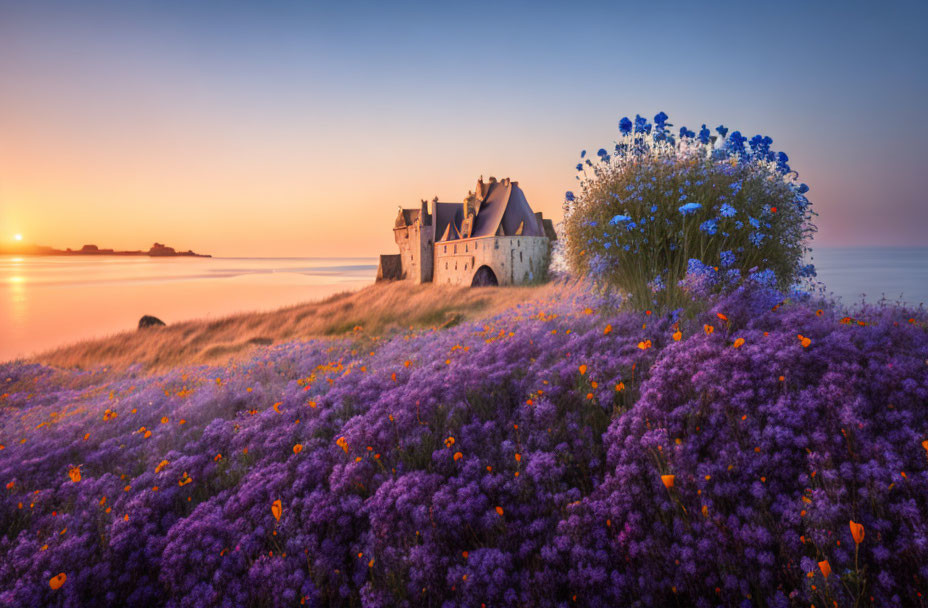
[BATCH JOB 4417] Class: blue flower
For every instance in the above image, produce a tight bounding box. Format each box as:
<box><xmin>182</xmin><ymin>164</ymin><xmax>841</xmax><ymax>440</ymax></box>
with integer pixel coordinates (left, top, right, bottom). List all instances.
<box><xmin>679</xmin><ymin>126</ymin><xmax>695</xmax><ymax>139</ymax></box>
<box><xmin>609</xmin><ymin>214</ymin><xmax>633</xmax><ymax>225</ymax></box>
<box><xmin>719</xmin><ymin>203</ymin><xmax>736</xmax><ymax>217</ymax></box>
<box><xmin>749</xmin><ymin>216</ymin><xmax>760</xmax><ymax>229</ymax></box>
<box><xmin>653</xmin><ymin>111</ymin><xmax>669</xmax><ymax>125</ymax></box>
<box><xmin>619</xmin><ymin>117</ymin><xmax>632</xmax><ymax>135</ymax></box>
<box><xmin>634</xmin><ymin>114</ymin><xmax>651</xmax><ymax>134</ymax></box>
<box><xmin>580</xmin><ymin>150</ymin><xmax>586</xmax><ymax>159</ymax></box>
<box><xmin>576</xmin><ymin>163</ymin><xmax>583</xmax><ymax>171</ymax></box>
<box><xmin>776</xmin><ymin>151</ymin><xmax>790</xmax><ymax>173</ymax></box>
<box><xmin>727</xmin><ymin>131</ymin><xmax>746</xmax><ymax>156</ymax></box>
<box><xmin>698</xmin><ymin>124</ymin><xmax>711</xmax><ymax>144</ymax></box>
<box><xmin>720</xmin><ymin>250</ymin><xmax>736</xmax><ymax>267</ymax></box>
<box><xmin>678</xmin><ymin>202</ymin><xmax>702</xmax><ymax>215</ymax></box>
<box><xmin>749</xmin><ymin>268</ymin><xmax>777</xmax><ymax>287</ymax></box>
<box><xmin>716</xmin><ymin>124</ymin><xmax>728</xmax><ymax>138</ymax></box>
<box><xmin>564</xmin><ymin>191</ymin><xmax>575</xmax><ymax>202</ymax></box>
<box><xmin>730</xmin><ymin>181</ymin><xmax>742</xmax><ymax>195</ymax></box>
<box><xmin>597</xmin><ymin>148</ymin><xmax>608</xmax><ymax>158</ymax></box>
<box><xmin>699</xmin><ymin>219</ymin><xmax>718</xmax><ymax>235</ymax></box>
<box><xmin>798</xmin><ymin>183</ymin><xmax>809</xmax><ymax>194</ymax></box>
<box><xmin>749</xmin><ymin>231</ymin><xmax>766</xmax><ymax>246</ymax></box>
<box><xmin>626</xmin><ymin>222</ymin><xmax>637</xmax><ymax>231</ymax></box>
<box><xmin>798</xmin><ymin>263</ymin><xmax>817</xmax><ymax>278</ymax></box>
<box><xmin>650</xmin><ymin>205</ymin><xmax>658</xmax><ymax>213</ymax></box>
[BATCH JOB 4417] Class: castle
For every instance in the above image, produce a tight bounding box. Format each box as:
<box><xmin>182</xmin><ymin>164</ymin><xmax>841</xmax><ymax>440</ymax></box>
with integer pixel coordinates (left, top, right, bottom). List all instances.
<box><xmin>376</xmin><ymin>177</ymin><xmax>556</xmax><ymax>286</ymax></box>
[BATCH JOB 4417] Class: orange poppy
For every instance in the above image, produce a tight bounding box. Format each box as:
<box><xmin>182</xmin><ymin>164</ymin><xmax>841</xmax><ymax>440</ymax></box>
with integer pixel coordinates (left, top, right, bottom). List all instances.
<box><xmin>716</xmin><ymin>313</ymin><xmax>728</xmax><ymax>322</ymax></box>
<box><xmin>514</xmin><ymin>453</ymin><xmax>521</xmax><ymax>462</ymax></box>
<box><xmin>637</xmin><ymin>340</ymin><xmax>652</xmax><ymax>350</ymax></box>
<box><xmin>68</xmin><ymin>466</ymin><xmax>81</xmax><ymax>483</ymax></box>
<box><xmin>273</xmin><ymin>402</ymin><xmax>282</xmax><ymax>413</ymax></box>
<box><xmin>604</xmin><ymin>324</ymin><xmax>613</xmax><ymax>335</ymax></box>
<box><xmin>797</xmin><ymin>334</ymin><xmax>811</xmax><ymax>348</ymax></box>
<box><xmin>672</xmin><ymin>331</ymin><xmax>682</xmax><ymax>341</ymax></box>
<box><xmin>49</xmin><ymin>573</ymin><xmax>67</xmax><ymax>590</ymax></box>
<box><xmin>733</xmin><ymin>338</ymin><xmax>745</xmax><ymax>348</ymax></box>
<box><xmin>293</xmin><ymin>444</ymin><xmax>303</xmax><ymax>454</ymax></box>
<box><xmin>336</xmin><ymin>436</ymin><xmax>349</xmax><ymax>453</ymax></box>
<box><xmin>818</xmin><ymin>560</ymin><xmax>831</xmax><ymax>578</ymax></box>
<box><xmin>615</xmin><ymin>382</ymin><xmax>625</xmax><ymax>392</ymax></box>
<box><xmin>704</xmin><ymin>324</ymin><xmax>714</xmax><ymax>335</ymax></box>
<box><xmin>921</xmin><ymin>439</ymin><xmax>928</xmax><ymax>454</ymax></box>
<box><xmin>444</xmin><ymin>436</ymin><xmax>455</xmax><ymax>448</ymax></box>
<box><xmin>453</xmin><ymin>452</ymin><xmax>463</xmax><ymax>461</ymax></box>
<box><xmin>495</xmin><ymin>506</ymin><xmax>504</xmax><ymax>516</ymax></box>
<box><xmin>578</xmin><ymin>364</ymin><xmax>587</xmax><ymax>375</ymax></box>
<box><xmin>661</xmin><ymin>474</ymin><xmax>675</xmax><ymax>489</ymax></box>
<box><xmin>849</xmin><ymin>520</ymin><xmax>865</xmax><ymax>544</ymax></box>
<box><xmin>272</xmin><ymin>499</ymin><xmax>282</xmax><ymax>522</ymax></box>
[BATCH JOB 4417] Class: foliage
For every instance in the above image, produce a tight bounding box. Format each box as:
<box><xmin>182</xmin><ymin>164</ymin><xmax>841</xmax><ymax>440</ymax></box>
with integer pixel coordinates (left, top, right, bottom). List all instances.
<box><xmin>1</xmin><ymin>285</ymin><xmax>927</xmax><ymax>607</ymax></box>
<box><xmin>563</xmin><ymin>112</ymin><xmax>817</xmax><ymax>309</ymax></box>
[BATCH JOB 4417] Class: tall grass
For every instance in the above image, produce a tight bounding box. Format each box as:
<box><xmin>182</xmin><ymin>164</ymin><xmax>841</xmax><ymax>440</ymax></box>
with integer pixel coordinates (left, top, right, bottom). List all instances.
<box><xmin>31</xmin><ymin>281</ymin><xmax>563</xmax><ymax>372</ymax></box>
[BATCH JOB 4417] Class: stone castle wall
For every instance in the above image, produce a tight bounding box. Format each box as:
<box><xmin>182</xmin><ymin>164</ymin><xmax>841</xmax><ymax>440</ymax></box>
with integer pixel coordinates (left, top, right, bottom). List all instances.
<box><xmin>432</xmin><ymin>235</ymin><xmax>549</xmax><ymax>286</ymax></box>
<box><xmin>393</xmin><ymin>222</ymin><xmax>434</xmax><ymax>283</ymax></box>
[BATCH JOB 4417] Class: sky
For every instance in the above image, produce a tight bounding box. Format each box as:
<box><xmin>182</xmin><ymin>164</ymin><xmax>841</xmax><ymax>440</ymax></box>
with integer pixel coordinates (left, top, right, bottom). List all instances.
<box><xmin>1</xmin><ymin>0</ymin><xmax>926</xmax><ymax>257</ymax></box>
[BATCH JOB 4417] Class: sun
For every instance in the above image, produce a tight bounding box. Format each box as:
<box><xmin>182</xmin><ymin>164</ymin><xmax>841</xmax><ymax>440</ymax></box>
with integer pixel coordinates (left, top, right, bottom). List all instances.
<box><xmin>14</xmin><ymin>234</ymin><xmax>23</xmax><ymax>241</ymax></box>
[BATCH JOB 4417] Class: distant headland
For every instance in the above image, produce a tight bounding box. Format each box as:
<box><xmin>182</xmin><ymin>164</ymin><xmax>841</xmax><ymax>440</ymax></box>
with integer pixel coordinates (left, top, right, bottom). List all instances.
<box><xmin>0</xmin><ymin>242</ymin><xmax>211</xmax><ymax>258</ymax></box>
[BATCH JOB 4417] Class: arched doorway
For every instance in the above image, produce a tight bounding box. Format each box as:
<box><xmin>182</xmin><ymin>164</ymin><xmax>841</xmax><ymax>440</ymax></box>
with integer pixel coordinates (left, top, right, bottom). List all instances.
<box><xmin>471</xmin><ymin>265</ymin><xmax>499</xmax><ymax>287</ymax></box>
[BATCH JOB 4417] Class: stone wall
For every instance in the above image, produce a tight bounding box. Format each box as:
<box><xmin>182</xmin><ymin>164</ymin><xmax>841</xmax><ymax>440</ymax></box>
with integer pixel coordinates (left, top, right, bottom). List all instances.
<box><xmin>376</xmin><ymin>254</ymin><xmax>402</xmax><ymax>281</ymax></box>
<box><xmin>432</xmin><ymin>235</ymin><xmax>549</xmax><ymax>286</ymax></box>
<box><xmin>393</xmin><ymin>219</ymin><xmax>434</xmax><ymax>284</ymax></box>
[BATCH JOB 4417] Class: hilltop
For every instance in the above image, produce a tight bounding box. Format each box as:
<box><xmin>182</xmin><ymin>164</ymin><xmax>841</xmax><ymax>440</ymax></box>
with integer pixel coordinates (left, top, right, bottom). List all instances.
<box><xmin>32</xmin><ymin>280</ymin><xmax>563</xmax><ymax>372</ymax></box>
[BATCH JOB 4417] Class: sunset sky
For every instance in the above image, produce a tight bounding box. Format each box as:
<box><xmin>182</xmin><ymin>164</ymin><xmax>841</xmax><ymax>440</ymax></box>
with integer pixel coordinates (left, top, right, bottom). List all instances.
<box><xmin>1</xmin><ymin>0</ymin><xmax>926</xmax><ymax>258</ymax></box>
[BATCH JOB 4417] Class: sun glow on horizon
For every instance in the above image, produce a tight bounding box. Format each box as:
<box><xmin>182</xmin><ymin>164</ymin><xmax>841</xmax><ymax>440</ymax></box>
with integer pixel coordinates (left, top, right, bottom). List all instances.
<box><xmin>14</xmin><ymin>234</ymin><xmax>23</xmax><ymax>241</ymax></box>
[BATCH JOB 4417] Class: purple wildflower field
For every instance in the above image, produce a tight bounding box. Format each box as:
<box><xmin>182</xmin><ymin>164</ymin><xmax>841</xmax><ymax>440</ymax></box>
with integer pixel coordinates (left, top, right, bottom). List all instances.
<box><xmin>2</xmin><ymin>284</ymin><xmax>928</xmax><ymax>607</ymax></box>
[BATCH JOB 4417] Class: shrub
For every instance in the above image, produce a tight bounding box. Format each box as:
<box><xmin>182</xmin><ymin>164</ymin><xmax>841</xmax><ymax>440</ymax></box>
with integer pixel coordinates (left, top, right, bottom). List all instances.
<box><xmin>563</xmin><ymin>112</ymin><xmax>817</xmax><ymax>309</ymax></box>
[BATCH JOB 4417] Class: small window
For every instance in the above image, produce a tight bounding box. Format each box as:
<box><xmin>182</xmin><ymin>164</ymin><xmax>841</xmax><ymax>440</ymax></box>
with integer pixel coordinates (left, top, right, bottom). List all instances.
<box><xmin>444</xmin><ymin>245</ymin><xmax>447</xmax><ymax>253</ymax></box>
<box><xmin>454</xmin><ymin>245</ymin><xmax>457</xmax><ymax>254</ymax></box>
<box><xmin>465</xmin><ymin>244</ymin><xmax>468</xmax><ymax>252</ymax></box>
<box><xmin>520</xmin><ymin>251</ymin><xmax>523</xmax><ymax>262</ymax></box>
<box><xmin>445</xmin><ymin>262</ymin><xmax>448</xmax><ymax>269</ymax></box>
<box><xmin>494</xmin><ymin>240</ymin><xmax>499</xmax><ymax>250</ymax></box>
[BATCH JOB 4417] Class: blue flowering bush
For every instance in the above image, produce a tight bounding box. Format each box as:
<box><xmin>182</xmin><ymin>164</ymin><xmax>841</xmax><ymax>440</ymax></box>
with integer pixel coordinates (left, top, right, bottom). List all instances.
<box><xmin>2</xmin><ymin>283</ymin><xmax>927</xmax><ymax>607</ymax></box>
<box><xmin>564</xmin><ymin>112</ymin><xmax>817</xmax><ymax>309</ymax></box>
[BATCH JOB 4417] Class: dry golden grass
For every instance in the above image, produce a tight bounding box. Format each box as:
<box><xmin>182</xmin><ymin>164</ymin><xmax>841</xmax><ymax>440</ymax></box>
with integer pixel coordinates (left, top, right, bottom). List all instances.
<box><xmin>33</xmin><ymin>281</ymin><xmax>565</xmax><ymax>372</ymax></box>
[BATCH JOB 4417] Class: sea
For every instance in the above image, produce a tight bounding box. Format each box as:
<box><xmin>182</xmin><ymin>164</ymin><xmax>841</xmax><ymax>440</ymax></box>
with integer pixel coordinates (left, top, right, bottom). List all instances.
<box><xmin>1</xmin><ymin>248</ymin><xmax>926</xmax><ymax>362</ymax></box>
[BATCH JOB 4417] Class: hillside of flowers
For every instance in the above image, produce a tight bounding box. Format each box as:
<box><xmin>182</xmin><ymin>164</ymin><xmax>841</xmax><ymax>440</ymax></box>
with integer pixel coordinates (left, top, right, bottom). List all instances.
<box><xmin>2</xmin><ymin>281</ymin><xmax>928</xmax><ymax>607</ymax></box>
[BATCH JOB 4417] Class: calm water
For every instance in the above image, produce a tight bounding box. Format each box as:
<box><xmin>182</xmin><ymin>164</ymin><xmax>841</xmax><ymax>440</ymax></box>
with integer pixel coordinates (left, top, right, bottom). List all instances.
<box><xmin>0</xmin><ymin>256</ymin><xmax>377</xmax><ymax>361</ymax></box>
<box><xmin>808</xmin><ymin>247</ymin><xmax>928</xmax><ymax>308</ymax></box>
<box><xmin>1</xmin><ymin>248</ymin><xmax>926</xmax><ymax>362</ymax></box>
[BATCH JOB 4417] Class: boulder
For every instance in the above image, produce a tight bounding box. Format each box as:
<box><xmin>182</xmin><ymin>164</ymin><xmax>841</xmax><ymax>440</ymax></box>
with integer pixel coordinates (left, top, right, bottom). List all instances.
<box><xmin>138</xmin><ymin>315</ymin><xmax>166</xmax><ymax>329</ymax></box>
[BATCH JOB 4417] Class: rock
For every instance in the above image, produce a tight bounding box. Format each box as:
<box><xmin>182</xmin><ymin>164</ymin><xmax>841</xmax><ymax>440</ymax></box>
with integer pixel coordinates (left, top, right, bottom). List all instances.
<box><xmin>138</xmin><ymin>315</ymin><xmax>166</xmax><ymax>329</ymax></box>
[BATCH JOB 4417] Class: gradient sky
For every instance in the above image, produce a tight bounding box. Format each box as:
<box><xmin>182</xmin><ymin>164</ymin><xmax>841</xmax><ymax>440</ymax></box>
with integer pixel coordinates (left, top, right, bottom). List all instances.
<box><xmin>1</xmin><ymin>0</ymin><xmax>926</xmax><ymax>257</ymax></box>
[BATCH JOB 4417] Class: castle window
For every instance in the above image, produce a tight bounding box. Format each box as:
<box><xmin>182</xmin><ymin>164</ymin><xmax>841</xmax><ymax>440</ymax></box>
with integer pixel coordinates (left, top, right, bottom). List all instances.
<box><xmin>454</xmin><ymin>245</ymin><xmax>457</xmax><ymax>254</ymax></box>
<box><xmin>445</xmin><ymin>262</ymin><xmax>448</xmax><ymax>269</ymax></box>
<box><xmin>465</xmin><ymin>244</ymin><xmax>468</xmax><ymax>252</ymax></box>
<box><xmin>520</xmin><ymin>251</ymin><xmax>523</xmax><ymax>262</ymax></box>
<box><xmin>494</xmin><ymin>240</ymin><xmax>499</xmax><ymax>250</ymax></box>
<box><xmin>464</xmin><ymin>264</ymin><xmax>467</xmax><ymax>270</ymax></box>
<box><xmin>444</xmin><ymin>245</ymin><xmax>447</xmax><ymax>253</ymax></box>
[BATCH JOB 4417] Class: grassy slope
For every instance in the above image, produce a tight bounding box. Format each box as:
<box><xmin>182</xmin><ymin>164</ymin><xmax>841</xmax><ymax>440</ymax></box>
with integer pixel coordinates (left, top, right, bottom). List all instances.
<box><xmin>32</xmin><ymin>281</ymin><xmax>564</xmax><ymax>371</ymax></box>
